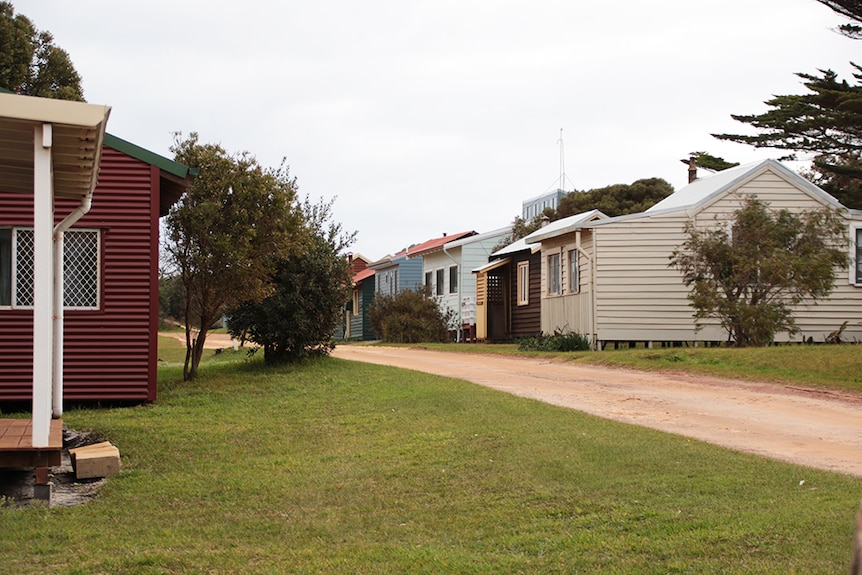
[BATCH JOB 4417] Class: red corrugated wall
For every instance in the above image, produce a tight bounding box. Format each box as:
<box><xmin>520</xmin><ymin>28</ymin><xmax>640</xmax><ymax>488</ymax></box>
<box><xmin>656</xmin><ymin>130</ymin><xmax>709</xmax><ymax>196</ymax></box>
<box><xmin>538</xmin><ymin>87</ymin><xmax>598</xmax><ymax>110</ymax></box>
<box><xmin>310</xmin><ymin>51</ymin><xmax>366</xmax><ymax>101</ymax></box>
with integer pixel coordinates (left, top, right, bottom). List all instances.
<box><xmin>0</xmin><ymin>146</ymin><xmax>159</xmax><ymax>403</ymax></box>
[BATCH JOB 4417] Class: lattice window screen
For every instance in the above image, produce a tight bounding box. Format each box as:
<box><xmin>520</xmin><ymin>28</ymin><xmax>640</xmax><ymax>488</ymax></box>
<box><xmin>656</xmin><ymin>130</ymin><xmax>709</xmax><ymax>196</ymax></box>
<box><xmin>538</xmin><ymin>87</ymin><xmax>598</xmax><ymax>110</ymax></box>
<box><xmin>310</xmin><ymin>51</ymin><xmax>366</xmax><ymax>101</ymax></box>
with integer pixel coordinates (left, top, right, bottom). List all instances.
<box><xmin>64</xmin><ymin>230</ymin><xmax>99</xmax><ymax>308</ymax></box>
<box><xmin>14</xmin><ymin>229</ymin><xmax>34</xmax><ymax>307</ymax></box>
<box><xmin>487</xmin><ymin>274</ymin><xmax>504</xmax><ymax>304</ymax></box>
<box><xmin>10</xmin><ymin>228</ymin><xmax>99</xmax><ymax>309</ymax></box>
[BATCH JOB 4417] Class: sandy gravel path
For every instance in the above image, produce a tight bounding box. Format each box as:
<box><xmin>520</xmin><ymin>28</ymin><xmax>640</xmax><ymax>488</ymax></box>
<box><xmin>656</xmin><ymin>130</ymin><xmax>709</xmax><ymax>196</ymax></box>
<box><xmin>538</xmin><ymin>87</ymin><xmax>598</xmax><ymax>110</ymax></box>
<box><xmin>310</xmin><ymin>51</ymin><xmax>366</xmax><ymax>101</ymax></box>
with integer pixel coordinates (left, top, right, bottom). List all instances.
<box><xmin>331</xmin><ymin>345</ymin><xmax>862</xmax><ymax>478</ymax></box>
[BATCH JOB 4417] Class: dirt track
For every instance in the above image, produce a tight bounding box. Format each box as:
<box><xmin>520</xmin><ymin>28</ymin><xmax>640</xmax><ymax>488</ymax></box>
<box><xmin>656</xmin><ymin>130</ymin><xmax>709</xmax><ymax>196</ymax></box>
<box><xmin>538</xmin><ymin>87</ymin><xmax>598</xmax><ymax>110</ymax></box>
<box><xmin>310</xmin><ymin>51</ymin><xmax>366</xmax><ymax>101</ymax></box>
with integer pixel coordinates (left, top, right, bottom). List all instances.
<box><xmin>331</xmin><ymin>345</ymin><xmax>862</xmax><ymax>478</ymax></box>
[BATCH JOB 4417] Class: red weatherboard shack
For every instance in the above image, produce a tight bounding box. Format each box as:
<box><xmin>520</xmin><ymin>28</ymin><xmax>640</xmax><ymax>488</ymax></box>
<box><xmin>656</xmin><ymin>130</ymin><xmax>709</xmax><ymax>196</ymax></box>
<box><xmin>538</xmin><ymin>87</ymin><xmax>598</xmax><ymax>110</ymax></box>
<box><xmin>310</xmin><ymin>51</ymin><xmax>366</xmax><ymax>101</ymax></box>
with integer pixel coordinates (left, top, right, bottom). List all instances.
<box><xmin>0</xmin><ymin>127</ymin><xmax>192</xmax><ymax>406</ymax></box>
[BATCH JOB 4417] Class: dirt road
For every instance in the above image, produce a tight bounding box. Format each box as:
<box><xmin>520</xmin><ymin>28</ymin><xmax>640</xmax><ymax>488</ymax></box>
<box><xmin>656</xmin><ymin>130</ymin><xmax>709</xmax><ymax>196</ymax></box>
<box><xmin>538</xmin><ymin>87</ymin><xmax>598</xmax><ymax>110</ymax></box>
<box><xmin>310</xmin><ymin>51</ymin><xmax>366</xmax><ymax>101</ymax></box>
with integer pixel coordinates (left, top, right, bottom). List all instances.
<box><xmin>331</xmin><ymin>345</ymin><xmax>862</xmax><ymax>478</ymax></box>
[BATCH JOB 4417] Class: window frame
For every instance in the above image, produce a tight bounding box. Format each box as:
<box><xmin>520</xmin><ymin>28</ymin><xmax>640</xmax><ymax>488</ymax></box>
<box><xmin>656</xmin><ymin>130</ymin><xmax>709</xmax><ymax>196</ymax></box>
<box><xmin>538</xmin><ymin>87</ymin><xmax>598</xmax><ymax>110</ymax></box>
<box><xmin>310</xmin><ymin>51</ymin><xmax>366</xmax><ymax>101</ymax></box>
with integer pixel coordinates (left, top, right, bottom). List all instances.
<box><xmin>851</xmin><ymin>224</ymin><xmax>862</xmax><ymax>286</ymax></box>
<box><xmin>449</xmin><ymin>265</ymin><xmax>458</xmax><ymax>294</ymax></box>
<box><xmin>352</xmin><ymin>289</ymin><xmax>359</xmax><ymax>316</ymax></box>
<box><xmin>517</xmin><ymin>261</ymin><xmax>529</xmax><ymax>306</ymax></box>
<box><xmin>568</xmin><ymin>249</ymin><xmax>579</xmax><ymax>294</ymax></box>
<box><xmin>435</xmin><ymin>268</ymin><xmax>445</xmax><ymax>296</ymax></box>
<box><xmin>0</xmin><ymin>227</ymin><xmax>101</xmax><ymax>310</ymax></box>
<box><xmin>547</xmin><ymin>252</ymin><xmax>561</xmax><ymax>296</ymax></box>
<box><xmin>0</xmin><ymin>228</ymin><xmax>10</xmax><ymax>306</ymax></box>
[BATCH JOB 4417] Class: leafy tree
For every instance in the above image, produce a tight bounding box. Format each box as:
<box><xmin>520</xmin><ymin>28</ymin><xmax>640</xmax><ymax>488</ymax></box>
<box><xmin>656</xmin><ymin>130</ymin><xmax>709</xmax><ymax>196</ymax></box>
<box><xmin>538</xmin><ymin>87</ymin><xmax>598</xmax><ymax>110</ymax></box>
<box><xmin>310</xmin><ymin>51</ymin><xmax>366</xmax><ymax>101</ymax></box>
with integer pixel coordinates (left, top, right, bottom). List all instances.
<box><xmin>368</xmin><ymin>288</ymin><xmax>453</xmax><ymax>343</ymax></box>
<box><xmin>227</xmin><ymin>198</ymin><xmax>356</xmax><ymax>364</ymax></box>
<box><xmin>557</xmin><ymin>177</ymin><xmax>673</xmax><ymax>218</ymax></box>
<box><xmin>158</xmin><ymin>274</ymin><xmax>186</xmax><ymax>327</ymax></box>
<box><xmin>670</xmin><ymin>197</ymin><xmax>847</xmax><ymax>346</ymax></box>
<box><xmin>815</xmin><ymin>0</ymin><xmax>862</xmax><ymax>38</ymax></box>
<box><xmin>492</xmin><ymin>211</ymin><xmax>552</xmax><ymax>252</ymax></box>
<box><xmin>0</xmin><ymin>3</ymin><xmax>83</xmax><ymax>100</ymax></box>
<box><xmin>713</xmin><ymin>64</ymin><xmax>862</xmax><ymax>208</ymax></box>
<box><xmin>689</xmin><ymin>152</ymin><xmax>739</xmax><ymax>173</ymax></box>
<box><xmin>165</xmin><ymin>133</ymin><xmax>303</xmax><ymax>379</ymax></box>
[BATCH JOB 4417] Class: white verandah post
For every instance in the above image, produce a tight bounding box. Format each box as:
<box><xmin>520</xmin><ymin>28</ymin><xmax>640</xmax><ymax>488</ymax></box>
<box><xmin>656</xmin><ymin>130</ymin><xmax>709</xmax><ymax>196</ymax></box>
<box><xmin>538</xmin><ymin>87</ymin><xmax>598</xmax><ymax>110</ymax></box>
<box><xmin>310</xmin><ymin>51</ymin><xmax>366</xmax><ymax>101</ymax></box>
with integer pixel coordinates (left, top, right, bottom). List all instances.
<box><xmin>31</xmin><ymin>123</ymin><xmax>54</xmax><ymax>448</ymax></box>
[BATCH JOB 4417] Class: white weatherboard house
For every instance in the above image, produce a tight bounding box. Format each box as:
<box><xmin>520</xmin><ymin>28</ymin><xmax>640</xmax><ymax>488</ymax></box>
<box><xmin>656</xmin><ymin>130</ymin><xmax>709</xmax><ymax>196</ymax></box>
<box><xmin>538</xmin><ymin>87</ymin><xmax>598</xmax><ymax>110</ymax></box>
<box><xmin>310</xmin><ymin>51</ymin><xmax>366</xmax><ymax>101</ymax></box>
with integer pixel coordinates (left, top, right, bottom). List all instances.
<box><xmin>524</xmin><ymin>159</ymin><xmax>862</xmax><ymax>348</ymax></box>
<box><xmin>416</xmin><ymin>227</ymin><xmax>511</xmax><ymax>336</ymax></box>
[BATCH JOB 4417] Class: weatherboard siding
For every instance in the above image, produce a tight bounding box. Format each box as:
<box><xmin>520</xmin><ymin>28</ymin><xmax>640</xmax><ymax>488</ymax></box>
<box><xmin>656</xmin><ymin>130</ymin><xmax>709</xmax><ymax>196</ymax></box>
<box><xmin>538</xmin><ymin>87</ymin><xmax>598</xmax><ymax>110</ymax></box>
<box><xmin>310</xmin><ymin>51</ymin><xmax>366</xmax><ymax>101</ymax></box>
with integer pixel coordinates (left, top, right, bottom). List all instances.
<box><xmin>590</xmin><ymin>169</ymin><xmax>862</xmax><ymax>343</ymax></box>
<box><xmin>591</xmin><ymin>213</ymin><xmax>713</xmax><ymax>342</ymax></box>
<box><xmin>508</xmin><ymin>251</ymin><xmax>541</xmax><ymax>337</ymax></box>
<box><xmin>0</xmin><ymin>146</ymin><xmax>160</xmax><ymax>403</ymax></box>
<box><xmin>539</xmin><ymin>230</ymin><xmax>595</xmax><ymax>337</ymax></box>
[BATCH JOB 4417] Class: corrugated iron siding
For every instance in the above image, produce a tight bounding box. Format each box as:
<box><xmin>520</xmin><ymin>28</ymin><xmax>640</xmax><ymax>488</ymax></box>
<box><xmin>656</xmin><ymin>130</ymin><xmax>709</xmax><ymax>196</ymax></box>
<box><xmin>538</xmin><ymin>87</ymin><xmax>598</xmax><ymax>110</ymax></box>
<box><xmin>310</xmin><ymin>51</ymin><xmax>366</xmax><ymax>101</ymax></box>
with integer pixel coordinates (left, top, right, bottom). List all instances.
<box><xmin>0</xmin><ymin>146</ymin><xmax>159</xmax><ymax>403</ymax></box>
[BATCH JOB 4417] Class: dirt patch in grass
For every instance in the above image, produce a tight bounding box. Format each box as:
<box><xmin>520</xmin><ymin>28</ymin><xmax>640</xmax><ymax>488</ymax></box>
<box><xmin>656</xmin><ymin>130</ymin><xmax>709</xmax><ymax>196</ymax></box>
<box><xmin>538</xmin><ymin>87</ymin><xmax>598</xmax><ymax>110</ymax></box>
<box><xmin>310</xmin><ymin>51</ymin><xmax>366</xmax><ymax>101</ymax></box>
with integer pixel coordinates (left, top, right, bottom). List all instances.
<box><xmin>0</xmin><ymin>428</ymin><xmax>107</xmax><ymax>508</ymax></box>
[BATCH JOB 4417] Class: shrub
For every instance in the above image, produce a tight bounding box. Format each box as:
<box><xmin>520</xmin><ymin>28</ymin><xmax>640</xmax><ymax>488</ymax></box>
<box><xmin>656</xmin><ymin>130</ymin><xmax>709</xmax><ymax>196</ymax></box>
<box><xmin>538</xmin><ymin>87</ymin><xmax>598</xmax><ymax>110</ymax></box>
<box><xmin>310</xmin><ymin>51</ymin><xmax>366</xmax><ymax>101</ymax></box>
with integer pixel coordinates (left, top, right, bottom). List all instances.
<box><xmin>368</xmin><ymin>288</ymin><xmax>452</xmax><ymax>343</ymax></box>
<box><xmin>517</xmin><ymin>329</ymin><xmax>592</xmax><ymax>352</ymax></box>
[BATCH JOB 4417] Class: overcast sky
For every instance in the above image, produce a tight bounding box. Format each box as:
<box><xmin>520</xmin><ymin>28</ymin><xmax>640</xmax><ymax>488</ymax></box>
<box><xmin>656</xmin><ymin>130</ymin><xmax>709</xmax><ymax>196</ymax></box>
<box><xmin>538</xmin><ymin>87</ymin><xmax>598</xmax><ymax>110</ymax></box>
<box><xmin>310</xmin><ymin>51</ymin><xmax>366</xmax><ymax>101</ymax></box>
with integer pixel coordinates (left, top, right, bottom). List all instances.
<box><xmin>17</xmin><ymin>0</ymin><xmax>859</xmax><ymax>259</ymax></box>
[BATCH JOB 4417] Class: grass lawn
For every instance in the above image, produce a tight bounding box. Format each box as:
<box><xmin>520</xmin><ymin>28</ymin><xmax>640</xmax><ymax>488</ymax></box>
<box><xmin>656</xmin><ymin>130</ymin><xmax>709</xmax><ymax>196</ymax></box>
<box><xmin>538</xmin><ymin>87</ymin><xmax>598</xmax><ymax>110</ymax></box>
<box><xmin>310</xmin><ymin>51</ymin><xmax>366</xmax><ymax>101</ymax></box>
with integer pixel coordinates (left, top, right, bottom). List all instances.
<box><xmin>1</xmin><ymin>338</ymin><xmax>860</xmax><ymax>573</ymax></box>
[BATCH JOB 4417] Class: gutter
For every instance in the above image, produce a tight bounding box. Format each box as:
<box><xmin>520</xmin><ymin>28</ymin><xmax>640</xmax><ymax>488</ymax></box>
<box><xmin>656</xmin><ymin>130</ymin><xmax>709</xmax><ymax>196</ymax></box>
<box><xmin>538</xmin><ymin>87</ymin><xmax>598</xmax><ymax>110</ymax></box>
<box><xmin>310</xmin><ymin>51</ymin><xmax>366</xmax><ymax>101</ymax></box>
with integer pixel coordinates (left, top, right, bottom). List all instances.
<box><xmin>52</xmin><ymin>195</ymin><xmax>93</xmax><ymax>418</ymax></box>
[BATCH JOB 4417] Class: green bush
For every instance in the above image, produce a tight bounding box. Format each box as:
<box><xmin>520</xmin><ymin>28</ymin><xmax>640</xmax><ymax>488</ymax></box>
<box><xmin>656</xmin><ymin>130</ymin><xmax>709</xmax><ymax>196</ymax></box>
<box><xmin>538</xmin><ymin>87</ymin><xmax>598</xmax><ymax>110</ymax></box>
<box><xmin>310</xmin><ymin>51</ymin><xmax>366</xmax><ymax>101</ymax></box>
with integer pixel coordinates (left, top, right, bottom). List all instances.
<box><xmin>368</xmin><ymin>288</ymin><xmax>452</xmax><ymax>343</ymax></box>
<box><xmin>517</xmin><ymin>329</ymin><xmax>592</xmax><ymax>352</ymax></box>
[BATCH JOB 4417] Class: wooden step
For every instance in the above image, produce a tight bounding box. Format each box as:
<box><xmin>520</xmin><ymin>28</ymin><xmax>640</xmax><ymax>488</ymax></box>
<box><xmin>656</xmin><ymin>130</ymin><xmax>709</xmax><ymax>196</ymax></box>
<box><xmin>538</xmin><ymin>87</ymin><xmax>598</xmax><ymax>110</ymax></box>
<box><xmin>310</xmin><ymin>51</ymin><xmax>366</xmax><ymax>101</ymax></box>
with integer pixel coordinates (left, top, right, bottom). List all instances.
<box><xmin>69</xmin><ymin>441</ymin><xmax>121</xmax><ymax>479</ymax></box>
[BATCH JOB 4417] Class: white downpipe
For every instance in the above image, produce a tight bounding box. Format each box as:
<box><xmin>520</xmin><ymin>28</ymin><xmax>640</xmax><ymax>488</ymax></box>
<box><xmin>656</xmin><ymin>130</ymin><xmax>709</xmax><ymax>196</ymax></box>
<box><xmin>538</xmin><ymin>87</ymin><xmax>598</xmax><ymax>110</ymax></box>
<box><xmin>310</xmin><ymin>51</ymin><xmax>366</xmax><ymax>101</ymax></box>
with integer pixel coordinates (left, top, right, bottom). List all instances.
<box><xmin>52</xmin><ymin>196</ymin><xmax>92</xmax><ymax>418</ymax></box>
<box><xmin>32</xmin><ymin>124</ymin><xmax>54</xmax><ymax>447</ymax></box>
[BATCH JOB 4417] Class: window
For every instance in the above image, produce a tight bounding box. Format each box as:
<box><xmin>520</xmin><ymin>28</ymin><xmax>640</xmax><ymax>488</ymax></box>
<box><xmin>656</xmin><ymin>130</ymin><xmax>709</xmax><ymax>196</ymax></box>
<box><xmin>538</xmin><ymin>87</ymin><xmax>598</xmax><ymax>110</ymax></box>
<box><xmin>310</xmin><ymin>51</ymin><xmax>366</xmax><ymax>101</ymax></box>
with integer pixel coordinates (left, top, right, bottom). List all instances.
<box><xmin>425</xmin><ymin>271</ymin><xmax>432</xmax><ymax>290</ymax></box>
<box><xmin>517</xmin><ymin>261</ymin><xmax>529</xmax><ymax>306</ymax></box>
<box><xmin>0</xmin><ymin>227</ymin><xmax>99</xmax><ymax>309</ymax></box>
<box><xmin>435</xmin><ymin>268</ymin><xmax>444</xmax><ymax>296</ymax></box>
<box><xmin>856</xmin><ymin>228</ymin><xmax>862</xmax><ymax>284</ymax></box>
<box><xmin>449</xmin><ymin>265</ymin><xmax>458</xmax><ymax>294</ymax></box>
<box><xmin>352</xmin><ymin>289</ymin><xmax>359</xmax><ymax>316</ymax></box>
<box><xmin>568</xmin><ymin>249</ymin><xmax>579</xmax><ymax>294</ymax></box>
<box><xmin>548</xmin><ymin>253</ymin><xmax>560</xmax><ymax>295</ymax></box>
<box><xmin>0</xmin><ymin>229</ymin><xmax>10</xmax><ymax>306</ymax></box>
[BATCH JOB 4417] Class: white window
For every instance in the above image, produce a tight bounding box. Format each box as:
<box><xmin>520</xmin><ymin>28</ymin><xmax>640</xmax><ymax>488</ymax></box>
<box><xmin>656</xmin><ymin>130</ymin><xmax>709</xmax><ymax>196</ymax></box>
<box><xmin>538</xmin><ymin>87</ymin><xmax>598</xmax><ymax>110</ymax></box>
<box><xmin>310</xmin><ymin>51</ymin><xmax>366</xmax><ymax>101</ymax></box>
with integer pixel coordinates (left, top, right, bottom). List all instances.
<box><xmin>517</xmin><ymin>261</ymin><xmax>529</xmax><ymax>306</ymax></box>
<box><xmin>449</xmin><ymin>265</ymin><xmax>458</xmax><ymax>294</ymax></box>
<box><xmin>0</xmin><ymin>228</ymin><xmax>100</xmax><ymax>309</ymax></box>
<box><xmin>568</xmin><ymin>249</ymin><xmax>579</xmax><ymax>294</ymax></box>
<box><xmin>352</xmin><ymin>289</ymin><xmax>359</xmax><ymax>316</ymax></box>
<box><xmin>548</xmin><ymin>252</ymin><xmax>561</xmax><ymax>295</ymax></box>
<box><xmin>435</xmin><ymin>268</ymin><xmax>444</xmax><ymax>296</ymax></box>
<box><xmin>425</xmin><ymin>271</ymin><xmax>432</xmax><ymax>290</ymax></box>
<box><xmin>853</xmin><ymin>225</ymin><xmax>862</xmax><ymax>285</ymax></box>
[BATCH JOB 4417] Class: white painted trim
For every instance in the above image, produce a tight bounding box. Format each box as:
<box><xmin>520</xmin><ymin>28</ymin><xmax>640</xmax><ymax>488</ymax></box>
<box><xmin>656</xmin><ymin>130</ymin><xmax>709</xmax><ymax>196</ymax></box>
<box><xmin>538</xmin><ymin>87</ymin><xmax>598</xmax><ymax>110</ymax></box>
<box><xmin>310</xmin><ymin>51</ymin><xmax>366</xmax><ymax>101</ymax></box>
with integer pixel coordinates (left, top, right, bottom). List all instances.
<box><xmin>850</xmin><ymin>223</ymin><xmax>862</xmax><ymax>286</ymax></box>
<box><xmin>31</xmin><ymin>124</ymin><xmax>54</xmax><ymax>448</ymax></box>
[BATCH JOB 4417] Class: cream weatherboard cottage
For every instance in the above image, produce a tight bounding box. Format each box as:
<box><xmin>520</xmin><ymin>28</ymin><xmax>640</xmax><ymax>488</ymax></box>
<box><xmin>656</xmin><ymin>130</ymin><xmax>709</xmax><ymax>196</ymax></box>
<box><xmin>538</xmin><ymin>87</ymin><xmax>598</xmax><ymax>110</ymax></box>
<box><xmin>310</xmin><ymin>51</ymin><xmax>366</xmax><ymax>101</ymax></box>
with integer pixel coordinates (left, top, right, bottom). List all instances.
<box><xmin>524</xmin><ymin>160</ymin><xmax>862</xmax><ymax>348</ymax></box>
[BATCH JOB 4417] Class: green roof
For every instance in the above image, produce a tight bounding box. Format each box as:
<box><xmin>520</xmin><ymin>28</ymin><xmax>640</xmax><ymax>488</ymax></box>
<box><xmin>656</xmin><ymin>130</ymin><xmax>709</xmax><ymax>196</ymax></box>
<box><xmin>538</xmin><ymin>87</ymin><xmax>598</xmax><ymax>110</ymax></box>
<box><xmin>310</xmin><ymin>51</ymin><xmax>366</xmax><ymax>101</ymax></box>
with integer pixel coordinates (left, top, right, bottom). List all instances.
<box><xmin>103</xmin><ymin>133</ymin><xmax>197</xmax><ymax>179</ymax></box>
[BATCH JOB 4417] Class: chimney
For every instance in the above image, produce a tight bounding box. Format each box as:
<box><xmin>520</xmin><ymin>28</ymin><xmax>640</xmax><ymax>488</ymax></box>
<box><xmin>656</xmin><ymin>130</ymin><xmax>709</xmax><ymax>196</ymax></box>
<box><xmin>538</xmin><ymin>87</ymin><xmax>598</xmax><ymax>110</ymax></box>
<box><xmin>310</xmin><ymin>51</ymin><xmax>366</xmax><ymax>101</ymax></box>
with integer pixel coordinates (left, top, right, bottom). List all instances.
<box><xmin>688</xmin><ymin>154</ymin><xmax>698</xmax><ymax>184</ymax></box>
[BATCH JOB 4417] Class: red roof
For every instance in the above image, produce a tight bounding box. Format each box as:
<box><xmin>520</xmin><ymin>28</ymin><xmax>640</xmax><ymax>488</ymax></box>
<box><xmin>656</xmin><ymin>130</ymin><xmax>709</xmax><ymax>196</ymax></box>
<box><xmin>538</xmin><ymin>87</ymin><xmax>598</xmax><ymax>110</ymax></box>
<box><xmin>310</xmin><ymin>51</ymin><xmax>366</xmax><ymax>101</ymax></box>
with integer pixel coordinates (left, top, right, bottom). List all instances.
<box><xmin>353</xmin><ymin>268</ymin><xmax>375</xmax><ymax>284</ymax></box>
<box><xmin>406</xmin><ymin>231</ymin><xmax>475</xmax><ymax>258</ymax></box>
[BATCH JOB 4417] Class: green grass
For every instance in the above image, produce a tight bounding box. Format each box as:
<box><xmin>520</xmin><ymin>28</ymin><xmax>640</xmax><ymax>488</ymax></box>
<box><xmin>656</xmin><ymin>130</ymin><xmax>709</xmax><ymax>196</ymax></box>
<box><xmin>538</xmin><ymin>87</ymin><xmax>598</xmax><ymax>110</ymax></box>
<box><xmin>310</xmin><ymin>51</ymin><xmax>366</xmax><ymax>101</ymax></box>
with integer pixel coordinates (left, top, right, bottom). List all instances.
<box><xmin>1</xmin><ymin>349</ymin><xmax>860</xmax><ymax>573</ymax></box>
<box><xmin>404</xmin><ymin>342</ymin><xmax>862</xmax><ymax>394</ymax></box>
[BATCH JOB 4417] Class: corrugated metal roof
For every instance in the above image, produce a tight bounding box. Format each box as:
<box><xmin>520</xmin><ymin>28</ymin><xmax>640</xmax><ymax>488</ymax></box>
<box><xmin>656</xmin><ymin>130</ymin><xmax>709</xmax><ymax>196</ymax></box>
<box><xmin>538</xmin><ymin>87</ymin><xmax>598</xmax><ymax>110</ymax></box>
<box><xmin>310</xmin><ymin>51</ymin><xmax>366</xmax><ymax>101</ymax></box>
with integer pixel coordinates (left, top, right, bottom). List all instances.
<box><xmin>472</xmin><ymin>257</ymin><xmax>511</xmax><ymax>274</ymax></box>
<box><xmin>353</xmin><ymin>268</ymin><xmax>375</xmax><ymax>284</ymax></box>
<box><xmin>0</xmin><ymin>92</ymin><xmax>110</xmax><ymax>199</ymax></box>
<box><xmin>645</xmin><ymin>159</ymin><xmax>844</xmax><ymax>214</ymax></box>
<box><xmin>404</xmin><ymin>231</ymin><xmax>475</xmax><ymax>258</ymax></box>
<box><xmin>441</xmin><ymin>226</ymin><xmax>510</xmax><ymax>250</ymax></box>
<box><xmin>491</xmin><ymin>236</ymin><xmax>541</xmax><ymax>257</ymax></box>
<box><xmin>522</xmin><ymin>209</ymin><xmax>608</xmax><ymax>244</ymax></box>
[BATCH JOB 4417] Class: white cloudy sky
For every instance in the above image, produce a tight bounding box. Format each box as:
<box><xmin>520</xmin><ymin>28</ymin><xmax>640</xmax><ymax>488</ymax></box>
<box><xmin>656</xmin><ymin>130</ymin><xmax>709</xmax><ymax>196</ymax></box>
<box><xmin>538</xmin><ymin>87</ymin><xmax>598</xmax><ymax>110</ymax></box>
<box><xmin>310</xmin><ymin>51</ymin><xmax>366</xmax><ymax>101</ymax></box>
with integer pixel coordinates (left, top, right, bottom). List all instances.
<box><xmin>17</xmin><ymin>0</ymin><xmax>859</xmax><ymax>259</ymax></box>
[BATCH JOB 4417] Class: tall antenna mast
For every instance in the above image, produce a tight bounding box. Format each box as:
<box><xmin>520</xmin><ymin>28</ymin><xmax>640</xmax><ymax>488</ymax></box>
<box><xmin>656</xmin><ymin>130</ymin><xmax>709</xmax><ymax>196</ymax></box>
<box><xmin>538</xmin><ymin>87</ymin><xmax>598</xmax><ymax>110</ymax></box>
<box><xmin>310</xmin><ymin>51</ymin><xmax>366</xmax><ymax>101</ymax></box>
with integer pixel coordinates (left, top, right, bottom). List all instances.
<box><xmin>557</xmin><ymin>127</ymin><xmax>565</xmax><ymax>191</ymax></box>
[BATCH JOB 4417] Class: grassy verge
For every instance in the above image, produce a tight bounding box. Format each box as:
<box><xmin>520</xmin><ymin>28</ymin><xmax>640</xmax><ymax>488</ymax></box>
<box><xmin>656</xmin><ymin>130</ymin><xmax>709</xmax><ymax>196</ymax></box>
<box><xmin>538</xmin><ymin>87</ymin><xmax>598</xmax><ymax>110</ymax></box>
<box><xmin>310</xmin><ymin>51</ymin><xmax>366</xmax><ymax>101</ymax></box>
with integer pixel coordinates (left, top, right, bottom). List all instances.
<box><xmin>1</xmin><ymin>353</ymin><xmax>860</xmax><ymax>574</ymax></box>
<box><xmin>401</xmin><ymin>342</ymin><xmax>862</xmax><ymax>394</ymax></box>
